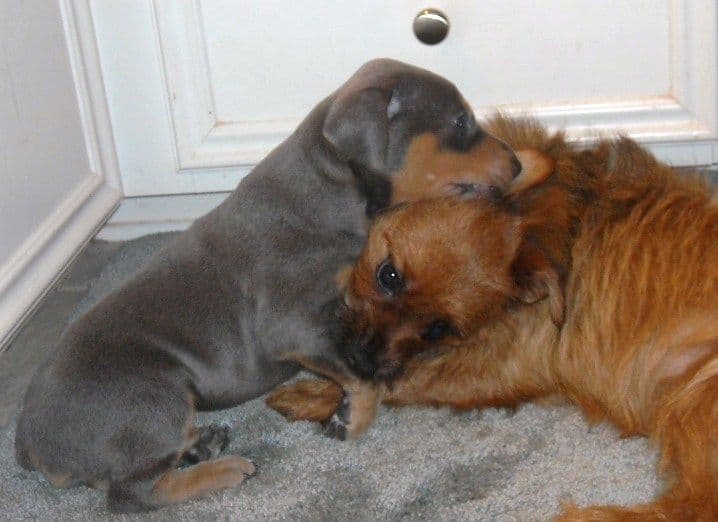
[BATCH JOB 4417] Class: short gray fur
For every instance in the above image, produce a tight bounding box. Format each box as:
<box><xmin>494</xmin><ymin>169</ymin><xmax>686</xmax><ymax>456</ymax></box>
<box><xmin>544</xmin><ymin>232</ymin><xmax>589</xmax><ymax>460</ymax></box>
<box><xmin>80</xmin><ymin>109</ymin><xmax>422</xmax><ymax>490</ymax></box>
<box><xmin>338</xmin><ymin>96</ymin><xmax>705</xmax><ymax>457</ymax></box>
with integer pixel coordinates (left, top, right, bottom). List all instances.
<box><xmin>12</xmin><ymin>59</ymin><xmax>482</xmax><ymax>512</ymax></box>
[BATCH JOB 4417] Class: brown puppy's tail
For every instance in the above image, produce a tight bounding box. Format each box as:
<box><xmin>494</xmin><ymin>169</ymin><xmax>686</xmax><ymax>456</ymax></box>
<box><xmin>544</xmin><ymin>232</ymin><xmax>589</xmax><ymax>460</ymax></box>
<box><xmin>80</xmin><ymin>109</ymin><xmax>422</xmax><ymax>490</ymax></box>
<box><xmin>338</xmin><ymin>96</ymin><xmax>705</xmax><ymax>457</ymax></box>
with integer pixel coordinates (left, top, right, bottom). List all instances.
<box><xmin>266</xmin><ymin>379</ymin><xmax>343</xmax><ymax>423</ymax></box>
<box><xmin>108</xmin><ymin>456</ymin><xmax>255</xmax><ymax>513</ymax></box>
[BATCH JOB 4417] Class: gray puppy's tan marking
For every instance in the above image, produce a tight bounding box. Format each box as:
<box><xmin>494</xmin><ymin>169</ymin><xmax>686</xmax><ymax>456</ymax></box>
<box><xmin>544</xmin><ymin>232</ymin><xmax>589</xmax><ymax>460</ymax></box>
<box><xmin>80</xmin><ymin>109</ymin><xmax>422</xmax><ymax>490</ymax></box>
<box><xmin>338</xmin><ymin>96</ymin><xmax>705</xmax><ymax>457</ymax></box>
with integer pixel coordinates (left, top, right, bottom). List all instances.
<box><xmin>15</xmin><ymin>59</ymin><xmax>519</xmax><ymax>512</ymax></box>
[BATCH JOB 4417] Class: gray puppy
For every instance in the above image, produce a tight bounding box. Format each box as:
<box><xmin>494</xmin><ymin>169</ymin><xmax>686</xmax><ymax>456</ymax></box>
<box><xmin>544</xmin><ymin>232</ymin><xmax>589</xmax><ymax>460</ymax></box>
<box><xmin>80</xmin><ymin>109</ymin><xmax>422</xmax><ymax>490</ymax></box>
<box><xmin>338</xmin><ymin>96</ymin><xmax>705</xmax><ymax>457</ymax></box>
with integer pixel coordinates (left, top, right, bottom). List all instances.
<box><xmin>15</xmin><ymin>59</ymin><xmax>519</xmax><ymax>513</ymax></box>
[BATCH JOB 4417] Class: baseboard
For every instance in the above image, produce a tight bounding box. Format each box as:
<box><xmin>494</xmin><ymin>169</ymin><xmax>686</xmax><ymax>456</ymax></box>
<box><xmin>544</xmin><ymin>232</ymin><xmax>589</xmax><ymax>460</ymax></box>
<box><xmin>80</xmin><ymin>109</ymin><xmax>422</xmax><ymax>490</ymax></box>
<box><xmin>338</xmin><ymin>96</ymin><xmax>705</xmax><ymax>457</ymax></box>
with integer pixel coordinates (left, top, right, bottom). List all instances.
<box><xmin>96</xmin><ymin>192</ymin><xmax>230</xmax><ymax>241</ymax></box>
<box><xmin>0</xmin><ymin>181</ymin><xmax>121</xmax><ymax>350</ymax></box>
<box><xmin>648</xmin><ymin>140</ymin><xmax>717</xmax><ymax>166</ymax></box>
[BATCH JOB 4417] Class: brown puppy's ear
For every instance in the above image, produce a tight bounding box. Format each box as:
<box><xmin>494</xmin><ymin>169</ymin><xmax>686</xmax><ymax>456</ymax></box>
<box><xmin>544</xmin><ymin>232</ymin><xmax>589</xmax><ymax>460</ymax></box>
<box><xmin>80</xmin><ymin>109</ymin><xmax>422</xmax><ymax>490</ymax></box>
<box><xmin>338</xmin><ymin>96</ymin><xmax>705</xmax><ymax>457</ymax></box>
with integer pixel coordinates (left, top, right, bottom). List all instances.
<box><xmin>323</xmin><ymin>87</ymin><xmax>392</xmax><ymax>172</ymax></box>
<box><xmin>507</xmin><ymin>150</ymin><xmax>555</xmax><ymax>196</ymax></box>
<box><xmin>510</xmin><ymin>239</ymin><xmax>565</xmax><ymax>326</ymax></box>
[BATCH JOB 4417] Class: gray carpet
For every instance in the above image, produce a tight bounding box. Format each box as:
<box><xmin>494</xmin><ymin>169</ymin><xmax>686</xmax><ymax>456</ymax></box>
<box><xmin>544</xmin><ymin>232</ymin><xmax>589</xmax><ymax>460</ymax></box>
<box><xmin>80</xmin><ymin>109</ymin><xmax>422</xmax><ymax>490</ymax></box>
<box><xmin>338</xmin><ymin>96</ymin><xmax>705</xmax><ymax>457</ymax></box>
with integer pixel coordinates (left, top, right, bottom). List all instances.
<box><xmin>0</xmin><ymin>233</ymin><xmax>662</xmax><ymax>521</ymax></box>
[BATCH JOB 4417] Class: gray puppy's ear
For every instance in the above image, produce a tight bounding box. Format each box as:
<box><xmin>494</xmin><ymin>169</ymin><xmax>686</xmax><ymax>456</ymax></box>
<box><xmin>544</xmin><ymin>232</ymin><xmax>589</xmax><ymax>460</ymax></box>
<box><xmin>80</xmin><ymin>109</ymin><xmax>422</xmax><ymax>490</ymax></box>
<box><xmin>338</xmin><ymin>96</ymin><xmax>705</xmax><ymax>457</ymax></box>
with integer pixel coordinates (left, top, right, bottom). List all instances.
<box><xmin>322</xmin><ymin>87</ymin><xmax>392</xmax><ymax>172</ymax></box>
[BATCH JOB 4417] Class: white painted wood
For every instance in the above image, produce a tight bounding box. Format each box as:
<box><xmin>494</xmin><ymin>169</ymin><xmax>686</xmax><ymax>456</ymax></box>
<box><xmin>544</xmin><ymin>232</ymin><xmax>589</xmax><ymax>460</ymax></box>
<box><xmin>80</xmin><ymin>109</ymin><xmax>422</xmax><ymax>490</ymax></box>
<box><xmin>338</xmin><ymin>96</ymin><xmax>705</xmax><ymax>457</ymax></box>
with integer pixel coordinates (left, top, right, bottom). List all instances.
<box><xmin>97</xmin><ymin>192</ymin><xmax>229</xmax><ymax>241</ymax></box>
<box><xmin>93</xmin><ymin>0</ymin><xmax>717</xmax><ymax>196</ymax></box>
<box><xmin>91</xmin><ymin>0</ymin><xmax>250</xmax><ymax>196</ymax></box>
<box><xmin>0</xmin><ymin>0</ymin><xmax>122</xmax><ymax>348</ymax></box>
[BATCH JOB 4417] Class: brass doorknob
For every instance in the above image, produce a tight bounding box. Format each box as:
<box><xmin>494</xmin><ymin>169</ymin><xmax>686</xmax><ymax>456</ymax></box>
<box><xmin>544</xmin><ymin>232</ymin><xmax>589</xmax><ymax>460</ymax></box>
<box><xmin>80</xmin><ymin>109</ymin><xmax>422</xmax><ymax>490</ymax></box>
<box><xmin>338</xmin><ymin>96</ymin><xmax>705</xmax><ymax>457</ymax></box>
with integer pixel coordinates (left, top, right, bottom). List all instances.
<box><xmin>413</xmin><ymin>8</ymin><xmax>450</xmax><ymax>45</ymax></box>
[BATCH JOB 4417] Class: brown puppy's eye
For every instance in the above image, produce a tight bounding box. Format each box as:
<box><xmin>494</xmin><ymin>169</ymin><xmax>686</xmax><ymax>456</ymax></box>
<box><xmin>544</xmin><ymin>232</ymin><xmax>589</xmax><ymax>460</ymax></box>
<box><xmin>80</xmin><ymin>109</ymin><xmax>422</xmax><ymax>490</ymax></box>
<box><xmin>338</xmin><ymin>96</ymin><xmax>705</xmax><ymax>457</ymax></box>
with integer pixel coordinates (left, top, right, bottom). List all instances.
<box><xmin>421</xmin><ymin>320</ymin><xmax>453</xmax><ymax>341</ymax></box>
<box><xmin>376</xmin><ymin>259</ymin><xmax>404</xmax><ymax>295</ymax></box>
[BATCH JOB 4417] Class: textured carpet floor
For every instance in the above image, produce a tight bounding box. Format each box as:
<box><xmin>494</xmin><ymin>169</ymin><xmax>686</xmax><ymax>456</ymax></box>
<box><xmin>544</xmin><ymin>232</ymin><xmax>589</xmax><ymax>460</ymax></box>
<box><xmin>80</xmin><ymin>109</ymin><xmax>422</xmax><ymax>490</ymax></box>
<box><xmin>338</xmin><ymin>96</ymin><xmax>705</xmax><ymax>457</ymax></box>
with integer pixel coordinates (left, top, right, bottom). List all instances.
<box><xmin>0</xmin><ymin>233</ymin><xmax>662</xmax><ymax>521</ymax></box>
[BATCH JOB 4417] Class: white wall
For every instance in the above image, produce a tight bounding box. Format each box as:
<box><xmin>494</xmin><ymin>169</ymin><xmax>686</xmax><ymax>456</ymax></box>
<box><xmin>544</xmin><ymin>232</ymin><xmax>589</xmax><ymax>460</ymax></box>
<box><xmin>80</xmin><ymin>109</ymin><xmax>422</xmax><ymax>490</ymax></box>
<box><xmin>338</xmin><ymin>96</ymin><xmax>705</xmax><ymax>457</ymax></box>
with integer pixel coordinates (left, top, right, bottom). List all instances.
<box><xmin>0</xmin><ymin>0</ymin><xmax>122</xmax><ymax>347</ymax></box>
<box><xmin>1</xmin><ymin>2</ymin><xmax>91</xmax><ymax>263</ymax></box>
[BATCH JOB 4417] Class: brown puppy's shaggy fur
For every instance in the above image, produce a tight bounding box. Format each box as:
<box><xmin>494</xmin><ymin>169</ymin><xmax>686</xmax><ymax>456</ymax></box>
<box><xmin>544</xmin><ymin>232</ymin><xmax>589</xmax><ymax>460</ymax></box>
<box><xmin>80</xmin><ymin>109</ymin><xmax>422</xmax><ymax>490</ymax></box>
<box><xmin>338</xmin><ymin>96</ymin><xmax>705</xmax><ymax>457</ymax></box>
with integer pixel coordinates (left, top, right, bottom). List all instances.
<box><xmin>268</xmin><ymin>125</ymin><xmax>553</xmax><ymax>440</ymax></box>
<box><xmin>268</xmin><ymin>116</ymin><xmax>718</xmax><ymax>520</ymax></box>
<box><xmin>268</xmin><ymin>122</ymin><xmax>557</xmax><ymax>437</ymax></box>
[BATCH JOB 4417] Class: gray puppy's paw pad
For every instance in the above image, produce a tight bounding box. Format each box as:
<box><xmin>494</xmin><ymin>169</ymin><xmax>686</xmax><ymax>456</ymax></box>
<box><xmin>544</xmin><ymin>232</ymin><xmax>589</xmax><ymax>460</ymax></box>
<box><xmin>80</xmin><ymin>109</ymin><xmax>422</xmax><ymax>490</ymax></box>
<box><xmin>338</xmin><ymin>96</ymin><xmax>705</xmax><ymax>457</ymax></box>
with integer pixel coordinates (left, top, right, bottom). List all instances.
<box><xmin>180</xmin><ymin>424</ymin><xmax>231</xmax><ymax>466</ymax></box>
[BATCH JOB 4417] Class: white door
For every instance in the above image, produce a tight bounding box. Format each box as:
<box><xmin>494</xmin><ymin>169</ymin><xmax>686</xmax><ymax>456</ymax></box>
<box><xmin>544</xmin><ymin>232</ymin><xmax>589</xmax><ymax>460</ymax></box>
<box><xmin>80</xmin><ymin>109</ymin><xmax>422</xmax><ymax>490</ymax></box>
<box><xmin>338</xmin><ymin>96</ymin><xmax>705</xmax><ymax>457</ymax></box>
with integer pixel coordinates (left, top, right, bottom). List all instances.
<box><xmin>92</xmin><ymin>0</ymin><xmax>717</xmax><ymax>198</ymax></box>
<box><xmin>0</xmin><ymin>1</ymin><xmax>122</xmax><ymax>346</ymax></box>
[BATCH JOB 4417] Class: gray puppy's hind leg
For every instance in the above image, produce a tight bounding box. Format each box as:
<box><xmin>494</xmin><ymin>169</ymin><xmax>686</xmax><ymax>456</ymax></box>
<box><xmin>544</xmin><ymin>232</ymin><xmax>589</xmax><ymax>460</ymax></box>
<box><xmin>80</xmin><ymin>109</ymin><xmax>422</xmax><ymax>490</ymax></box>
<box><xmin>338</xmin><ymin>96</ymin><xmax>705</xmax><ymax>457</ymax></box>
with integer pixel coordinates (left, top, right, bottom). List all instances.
<box><xmin>107</xmin><ymin>455</ymin><xmax>256</xmax><ymax>513</ymax></box>
<box><xmin>106</xmin><ymin>400</ymin><xmax>249</xmax><ymax>512</ymax></box>
<box><xmin>106</xmin><ymin>421</ymin><xmax>253</xmax><ymax>513</ymax></box>
<box><xmin>15</xmin><ymin>442</ymin><xmax>36</xmax><ymax>472</ymax></box>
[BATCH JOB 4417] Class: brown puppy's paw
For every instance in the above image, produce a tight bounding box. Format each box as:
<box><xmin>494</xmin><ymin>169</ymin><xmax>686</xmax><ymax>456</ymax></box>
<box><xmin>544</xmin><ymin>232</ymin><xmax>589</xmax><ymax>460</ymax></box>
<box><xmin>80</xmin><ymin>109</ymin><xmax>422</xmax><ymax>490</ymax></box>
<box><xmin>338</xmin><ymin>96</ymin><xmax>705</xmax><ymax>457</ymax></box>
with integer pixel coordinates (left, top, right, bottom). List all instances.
<box><xmin>266</xmin><ymin>379</ymin><xmax>343</xmax><ymax>423</ymax></box>
<box><xmin>180</xmin><ymin>424</ymin><xmax>230</xmax><ymax>466</ymax></box>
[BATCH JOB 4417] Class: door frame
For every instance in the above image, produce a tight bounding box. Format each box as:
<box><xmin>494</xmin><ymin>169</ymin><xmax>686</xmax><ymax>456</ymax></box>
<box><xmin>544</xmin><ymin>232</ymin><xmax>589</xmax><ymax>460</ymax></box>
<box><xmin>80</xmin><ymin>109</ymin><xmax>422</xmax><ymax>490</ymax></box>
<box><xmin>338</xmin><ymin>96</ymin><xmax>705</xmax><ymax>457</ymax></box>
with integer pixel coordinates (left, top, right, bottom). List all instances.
<box><xmin>0</xmin><ymin>0</ymin><xmax>123</xmax><ymax>348</ymax></box>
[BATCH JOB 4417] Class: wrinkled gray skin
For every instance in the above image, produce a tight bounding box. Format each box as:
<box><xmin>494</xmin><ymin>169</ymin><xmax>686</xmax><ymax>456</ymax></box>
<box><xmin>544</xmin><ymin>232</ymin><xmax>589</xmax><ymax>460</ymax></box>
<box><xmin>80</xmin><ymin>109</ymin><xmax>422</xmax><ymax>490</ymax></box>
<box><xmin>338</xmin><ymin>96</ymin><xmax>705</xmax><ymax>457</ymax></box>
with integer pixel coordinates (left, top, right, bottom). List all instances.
<box><xmin>15</xmin><ymin>59</ymin><xmax>485</xmax><ymax>511</ymax></box>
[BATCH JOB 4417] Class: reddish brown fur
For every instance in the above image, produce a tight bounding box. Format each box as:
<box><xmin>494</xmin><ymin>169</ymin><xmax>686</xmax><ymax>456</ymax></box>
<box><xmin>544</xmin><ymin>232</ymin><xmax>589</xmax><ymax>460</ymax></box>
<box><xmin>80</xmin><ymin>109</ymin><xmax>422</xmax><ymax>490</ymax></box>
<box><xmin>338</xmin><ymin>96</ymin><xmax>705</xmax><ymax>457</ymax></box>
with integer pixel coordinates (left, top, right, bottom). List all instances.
<box><xmin>392</xmin><ymin>132</ymin><xmax>554</xmax><ymax>204</ymax></box>
<box><xmin>346</xmin><ymin>198</ymin><xmax>525</xmax><ymax>375</ymax></box>
<box><xmin>152</xmin><ymin>456</ymin><xmax>255</xmax><ymax>506</ymax></box>
<box><xmin>268</xmin><ymin>115</ymin><xmax>718</xmax><ymax>520</ymax></box>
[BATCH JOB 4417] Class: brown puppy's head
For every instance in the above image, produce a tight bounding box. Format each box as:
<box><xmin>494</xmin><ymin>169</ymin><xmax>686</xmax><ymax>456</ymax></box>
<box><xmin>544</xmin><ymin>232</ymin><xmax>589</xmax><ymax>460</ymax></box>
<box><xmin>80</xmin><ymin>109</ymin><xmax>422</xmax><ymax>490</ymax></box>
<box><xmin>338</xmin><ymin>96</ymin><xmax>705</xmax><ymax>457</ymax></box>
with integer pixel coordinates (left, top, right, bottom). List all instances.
<box><xmin>339</xmin><ymin>197</ymin><xmax>564</xmax><ymax>381</ymax></box>
<box><xmin>392</xmin><ymin>133</ymin><xmax>555</xmax><ymax>204</ymax></box>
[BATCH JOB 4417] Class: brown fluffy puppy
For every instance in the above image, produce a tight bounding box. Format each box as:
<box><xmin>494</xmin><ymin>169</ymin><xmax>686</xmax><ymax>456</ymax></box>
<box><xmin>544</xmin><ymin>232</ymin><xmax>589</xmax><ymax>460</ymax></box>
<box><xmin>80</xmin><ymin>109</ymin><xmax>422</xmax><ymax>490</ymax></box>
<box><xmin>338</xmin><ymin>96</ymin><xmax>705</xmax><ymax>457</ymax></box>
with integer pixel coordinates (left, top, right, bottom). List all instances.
<box><xmin>268</xmin><ymin>117</ymin><xmax>718</xmax><ymax>520</ymax></box>
<box><xmin>269</xmin><ymin>127</ymin><xmax>553</xmax><ymax>441</ymax></box>
<box><xmin>268</xmin><ymin>116</ymin><xmax>582</xmax><ymax>422</ymax></box>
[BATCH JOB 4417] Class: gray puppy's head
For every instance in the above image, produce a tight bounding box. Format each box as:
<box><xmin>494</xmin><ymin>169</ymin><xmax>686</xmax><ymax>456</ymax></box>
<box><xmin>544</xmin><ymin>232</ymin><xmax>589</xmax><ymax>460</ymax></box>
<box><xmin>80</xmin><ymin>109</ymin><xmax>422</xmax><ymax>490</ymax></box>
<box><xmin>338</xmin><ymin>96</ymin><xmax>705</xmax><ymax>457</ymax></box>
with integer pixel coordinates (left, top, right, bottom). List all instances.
<box><xmin>322</xmin><ymin>58</ymin><xmax>484</xmax><ymax>175</ymax></box>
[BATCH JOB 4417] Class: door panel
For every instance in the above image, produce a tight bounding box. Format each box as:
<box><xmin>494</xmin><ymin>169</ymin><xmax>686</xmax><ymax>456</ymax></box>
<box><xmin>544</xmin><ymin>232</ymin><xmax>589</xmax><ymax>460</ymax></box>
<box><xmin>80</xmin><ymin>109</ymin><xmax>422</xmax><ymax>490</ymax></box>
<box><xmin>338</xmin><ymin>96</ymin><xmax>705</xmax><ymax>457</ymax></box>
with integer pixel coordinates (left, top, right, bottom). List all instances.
<box><xmin>92</xmin><ymin>1</ymin><xmax>716</xmax><ymax>196</ymax></box>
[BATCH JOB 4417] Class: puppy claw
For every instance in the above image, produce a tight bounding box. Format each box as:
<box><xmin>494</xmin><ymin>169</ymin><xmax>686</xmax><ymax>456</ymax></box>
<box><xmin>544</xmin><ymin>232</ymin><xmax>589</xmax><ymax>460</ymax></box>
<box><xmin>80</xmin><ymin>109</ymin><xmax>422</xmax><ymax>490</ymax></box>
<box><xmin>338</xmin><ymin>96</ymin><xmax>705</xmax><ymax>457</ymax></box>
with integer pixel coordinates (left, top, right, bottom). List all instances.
<box><xmin>335</xmin><ymin>395</ymin><xmax>351</xmax><ymax>422</ymax></box>
<box><xmin>241</xmin><ymin>459</ymin><xmax>257</xmax><ymax>478</ymax></box>
<box><xmin>323</xmin><ymin>395</ymin><xmax>352</xmax><ymax>440</ymax></box>
<box><xmin>324</xmin><ymin>415</ymin><xmax>348</xmax><ymax>441</ymax></box>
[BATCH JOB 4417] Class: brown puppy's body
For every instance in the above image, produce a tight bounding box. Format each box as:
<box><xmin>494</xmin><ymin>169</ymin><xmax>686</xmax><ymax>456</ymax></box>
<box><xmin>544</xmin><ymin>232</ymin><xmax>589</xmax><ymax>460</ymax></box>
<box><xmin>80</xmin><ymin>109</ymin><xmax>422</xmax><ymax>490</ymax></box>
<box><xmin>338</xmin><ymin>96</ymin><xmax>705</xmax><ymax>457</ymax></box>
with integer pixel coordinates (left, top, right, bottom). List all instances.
<box><xmin>269</xmin><ymin>118</ymin><xmax>718</xmax><ymax>520</ymax></box>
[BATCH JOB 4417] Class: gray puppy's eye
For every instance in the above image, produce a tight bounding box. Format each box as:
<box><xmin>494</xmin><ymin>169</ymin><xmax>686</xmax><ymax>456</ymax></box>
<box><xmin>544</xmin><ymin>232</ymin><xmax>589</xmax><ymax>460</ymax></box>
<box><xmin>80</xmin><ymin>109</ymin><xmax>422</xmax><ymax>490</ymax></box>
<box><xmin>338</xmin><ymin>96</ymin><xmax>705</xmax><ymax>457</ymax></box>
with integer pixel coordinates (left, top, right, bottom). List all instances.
<box><xmin>376</xmin><ymin>259</ymin><xmax>403</xmax><ymax>295</ymax></box>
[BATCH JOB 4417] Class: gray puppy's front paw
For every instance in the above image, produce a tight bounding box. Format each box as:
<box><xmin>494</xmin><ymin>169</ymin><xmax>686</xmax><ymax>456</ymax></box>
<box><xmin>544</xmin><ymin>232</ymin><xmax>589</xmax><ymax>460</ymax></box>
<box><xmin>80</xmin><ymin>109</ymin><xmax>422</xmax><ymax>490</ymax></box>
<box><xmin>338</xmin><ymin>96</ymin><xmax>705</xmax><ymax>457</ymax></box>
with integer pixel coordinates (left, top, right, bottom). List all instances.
<box><xmin>323</xmin><ymin>395</ymin><xmax>351</xmax><ymax>441</ymax></box>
